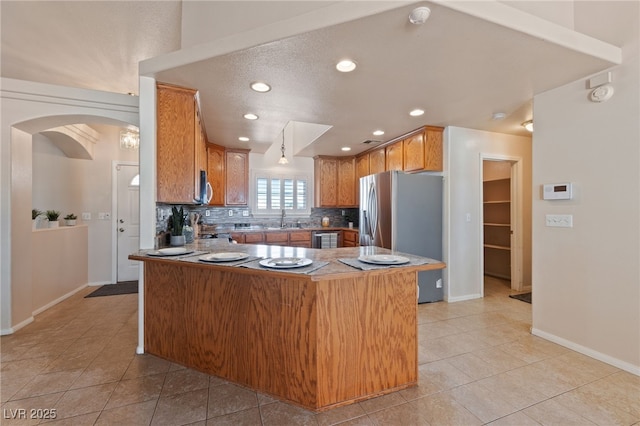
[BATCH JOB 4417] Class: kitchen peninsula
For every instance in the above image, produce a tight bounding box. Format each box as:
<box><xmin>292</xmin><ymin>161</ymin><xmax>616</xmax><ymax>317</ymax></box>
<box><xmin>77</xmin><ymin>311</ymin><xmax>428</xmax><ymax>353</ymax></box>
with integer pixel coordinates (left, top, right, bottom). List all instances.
<box><xmin>130</xmin><ymin>241</ymin><xmax>445</xmax><ymax>411</ymax></box>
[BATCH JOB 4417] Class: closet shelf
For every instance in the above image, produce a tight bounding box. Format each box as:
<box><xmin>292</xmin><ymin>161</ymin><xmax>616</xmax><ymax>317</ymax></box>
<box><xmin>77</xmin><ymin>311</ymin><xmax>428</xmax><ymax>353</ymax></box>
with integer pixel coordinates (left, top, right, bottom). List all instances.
<box><xmin>484</xmin><ymin>244</ymin><xmax>510</xmax><ymax>251</ymax></box>
<box><xmin>484</xmin><ymin>223</ymin><xmax>510</xmax><ymax>227</ymax></box>
<box><xmin>483</xmin><ymin>200</ymin><xmax>510</xmax><ymax>204</ymax></box>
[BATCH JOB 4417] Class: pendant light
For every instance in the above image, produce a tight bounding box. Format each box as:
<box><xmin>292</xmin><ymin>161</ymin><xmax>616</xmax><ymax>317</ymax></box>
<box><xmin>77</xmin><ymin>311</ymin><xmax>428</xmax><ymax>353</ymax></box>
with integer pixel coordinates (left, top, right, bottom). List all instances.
<box><xmin>278</xmin><ymin>130</ymin><xmax>288</xmax><ymax>165</ymax></box>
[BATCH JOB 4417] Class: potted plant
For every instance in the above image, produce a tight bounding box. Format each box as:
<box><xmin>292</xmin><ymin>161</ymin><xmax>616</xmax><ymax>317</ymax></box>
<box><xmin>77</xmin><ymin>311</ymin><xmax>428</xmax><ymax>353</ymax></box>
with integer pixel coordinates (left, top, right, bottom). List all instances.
<box><xmin>32</xmin><ymin>209</ymin><xmax>42</xmax><ymax>230</ymax></box>
<box><xmin>64</xmin><ymin>213</ymin><xmax>77</xmax><ymax>226</ymax></box>
<box><xmin>169</xmin><ymin>206</ymin><xmax>186</xmax><ymax>246</ymax></box>
<box><xmin>46</xmin><ymin>210</ymin><xmax>61</xmax><ymax>228</ymax></box>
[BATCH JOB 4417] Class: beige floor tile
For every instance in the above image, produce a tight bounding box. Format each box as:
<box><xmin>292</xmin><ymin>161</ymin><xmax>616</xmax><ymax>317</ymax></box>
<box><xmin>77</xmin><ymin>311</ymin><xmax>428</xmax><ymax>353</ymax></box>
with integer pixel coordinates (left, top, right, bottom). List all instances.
<box><xmin>151</xmin><ymin>388</ymin><xmax>209</xmax><ymax>426</ymax></box>
<box><xmin>95</xmin><ymin>399</ymin><xmax>157</xmax><ymax>426</ymax></box>
<box><xmin>398</xmin><ymin>375</ymin><xmax>441</xmax><ymax>401</ymax></box>
<box><xmin>410</xmin><ymin>392</ymin><xmax>482</xmax><ymax>426</ymax></box>
<box><xmin>69</xmin><ymin>359</ymin><xmax>131</xmax><ymax>390</ymax></box>
<box><xmin>446</xmin><ymin>353</ymin><xmax>505</xmax><ymax>380</ymax></box>
<box><xmin>259</xmin><ymin>401</ymin><xmax>318</xmax><ymax>426</ymax></box>
<box><xmin>53</xmin><ymin>382</ymin><xmax>117</xmax><ymax>419</ymax></box>
<box><xmin>486</xmin><ymin>411</ymin><xmax>541</xmax><ymax>425</ymax></box>
<box><xmin>357</xmin><ymin>391</ymin><xmax>406</xmax><ymax>414</ymax></box>
<box><xmin>103</xmin><ymin>372</ymin><xmax>166</xmax><ymax>410</ymax></box>
<box><xmin>206</xmin><ymin>383</ymin><xmax>258</xmax><ymax>418</ymax></box>
<box><xmin>505</xmin><ymin>364</ymin><xmax>575</xmax><ymax>398</ymax></box>
<box><xmin>552</xmin><ymin>387</ymin><xmax>638</xmax><ymax>425</ymax></box>
<box><xmin>0</xmin><ymin>392</ymin><xmax>64</xmax><ymax>426</ymax></box>
<box><xmin>256</xmin><ymin>392</ymin><xmax>278</xmax><ymax>406</ymax></box>
<box><xmin>335</xmin><ymin>416</ymin><xmax>375</xmax><ymax>426</ymax></box>
<box><xmin>1</xmin><ymin>374</ymin><xmax>33</xmax><ymax>403</ymax></box>
<box><xmin>367</xmin><ymin>402</ymin><xmax>429</xmax><ymax>425</ymax></box>
<box><xmin>419</xmin><ymin>360</ymin><xmax>474</xmax><ymax>391</ymax></box>
<box><xmin>122</xmin><ymin>354</ymin><xmax>172</xmax><ymax>380</ymax></box>
<box><xmin>315</xmin><ymin>402</ymin><xmax>367</xmax><ymax>426</ymax></box>
<box><xmin>418</xmin><ymin>320</ymin><xmax>463</xmax><ymax>340</ymax></box>
<box><xmin>206</xmin><ymin>407</ymin><xmax>262</xmax><ymax>426</ymax></box>
<box><xmin>476</xmin><ymin>372</ymin><xmax>548</xmax><ymax>410</ymax></box>
<box><xmin>39</xmin><ymin>411</ymin><xmax>101</xmax><ymax>425</ymax></box>
<box><xmin>471</xmin><ymin>346</ymin><xmax>528</xmax><ymax>372</ymax></box>
<box><xmin>522</xmin><ymin>398</ymin><xmax>597</xmax><ymax>425</ymax></box>
<box><xmin>11</xmin><ymin>369</ymin><xmax>84</xmax><ymax>400</ymax></box>
<box><xmin>448</xmin><ymin>382</ymin><xmax>519</xmax><ymax>423</ymax></box>
<box><xmin>529</xmin><ymin>356</ymin><xmax>601</xmax><ymax>388</ymax></box>
<box><xmin>554</xmin><ymin>351</ymin><xmax>620</xmax><ymax>378</ymax></box>
<box><xmin>0</xmin><ymin>356</ymin><xmax>53</xmax><ymax>379</ymax></box>
<box><xmin>160</xmin><ymin>367</ymin><xmax>210</xmax><ymax>397</ymax></box>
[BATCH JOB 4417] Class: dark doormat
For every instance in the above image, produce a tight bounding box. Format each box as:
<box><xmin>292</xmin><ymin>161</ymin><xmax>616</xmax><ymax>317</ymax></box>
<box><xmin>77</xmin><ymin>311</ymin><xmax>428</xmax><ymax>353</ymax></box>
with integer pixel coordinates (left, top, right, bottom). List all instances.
<box><xmin>85</xmin><ymin>281</ymin><xmax>138</xmax><ymax>298</ymax></box>
<box><xmin>509</xmin><ymin>292</ymin><xmax>531</xmax><ymax>304</ymax></box>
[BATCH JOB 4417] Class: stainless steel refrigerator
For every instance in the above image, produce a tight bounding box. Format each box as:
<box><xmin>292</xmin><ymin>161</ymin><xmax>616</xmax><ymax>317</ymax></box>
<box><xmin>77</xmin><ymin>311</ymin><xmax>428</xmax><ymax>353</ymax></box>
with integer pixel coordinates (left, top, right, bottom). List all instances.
<box><xmin>359</xmin><ymin>170</ymin><xmax>443</xmax><ymax>302</ymax></box>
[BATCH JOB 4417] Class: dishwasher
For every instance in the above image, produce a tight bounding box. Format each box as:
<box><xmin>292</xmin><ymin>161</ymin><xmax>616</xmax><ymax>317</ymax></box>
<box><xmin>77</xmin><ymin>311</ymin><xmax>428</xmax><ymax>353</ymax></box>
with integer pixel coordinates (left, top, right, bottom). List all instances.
<box><xmin>312</xmin><ymin>232</ymin><xmax>338</xmax><ymax>249</ymax></box>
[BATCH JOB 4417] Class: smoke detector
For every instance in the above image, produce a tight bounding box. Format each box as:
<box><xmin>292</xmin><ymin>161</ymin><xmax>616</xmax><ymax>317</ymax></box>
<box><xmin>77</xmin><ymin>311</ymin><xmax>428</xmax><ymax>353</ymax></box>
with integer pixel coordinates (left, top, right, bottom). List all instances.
<box><xmin>409</xmin><ymin>7</ymin><xmax>431</xmax><ymax>25</ymax></box>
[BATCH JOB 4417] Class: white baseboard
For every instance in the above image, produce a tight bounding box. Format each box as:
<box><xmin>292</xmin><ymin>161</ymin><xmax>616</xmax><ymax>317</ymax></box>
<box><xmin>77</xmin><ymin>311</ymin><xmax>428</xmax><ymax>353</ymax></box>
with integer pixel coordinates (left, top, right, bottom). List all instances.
<box><xmin>447</xmin><ymin>293</ymin><xmax>482</xmax><ymax>303</ymax></box>
<box><xmin>531</xmin><ymin>327</ymin><xmax>640</xmax><ymax>376</ymax></box>
<box><xmin>136</xmin><ymin>345</ymin><xmax>145</xmax><ymax>355</ymax></box>
<box><xmin>32</xmin><ymin>284</ymin><xmax>87</xmax><ymax>316</ymax></box>
<box><xmin>0</xmin><ymin>316</ymin><xmax>34</xmax><ymax>335</ymax></box>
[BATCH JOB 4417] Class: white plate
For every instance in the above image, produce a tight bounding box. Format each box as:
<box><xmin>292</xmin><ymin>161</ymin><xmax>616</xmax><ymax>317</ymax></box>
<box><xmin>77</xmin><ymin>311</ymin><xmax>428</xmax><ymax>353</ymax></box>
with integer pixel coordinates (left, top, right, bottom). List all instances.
<box><xmin>148</xmin><ymin>247</ymin><xmax>193</xmax><ymax>256</ymax></box>
<box><xmin>259</xmin><ymin>257</ymin><xmax>313</xmax><ymax>269</ymax></box>
<box><xmin>199</xmin><ymin>252</ymin><xmax>250</xmax><ymax>262</ymax></box>
<box><xmin>358</xmin><ymin>254</ymin><xmax>410</xmax><ymax>265</ymax></box>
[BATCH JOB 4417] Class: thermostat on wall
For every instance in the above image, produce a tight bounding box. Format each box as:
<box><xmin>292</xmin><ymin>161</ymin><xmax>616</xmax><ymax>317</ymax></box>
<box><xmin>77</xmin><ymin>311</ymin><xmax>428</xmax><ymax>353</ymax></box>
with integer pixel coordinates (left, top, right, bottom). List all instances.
<box><xmin>543</xmin><ymin>183</ymin><xmax>573</xmax><ymax>200</ymax></box>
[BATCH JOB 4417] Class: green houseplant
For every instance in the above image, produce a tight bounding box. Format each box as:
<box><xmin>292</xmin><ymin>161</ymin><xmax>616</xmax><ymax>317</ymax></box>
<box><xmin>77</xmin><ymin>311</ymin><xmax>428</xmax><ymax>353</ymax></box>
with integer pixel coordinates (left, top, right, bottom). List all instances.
<box><xmin>46</xmin><ymin>210</ymin><xmax>61</xmax><ymax>228</ymax></box>
<box><xmin>32</xmin><ymin>209</ymin><xmax>42</xmax><ymax>230</ymax></box>
<box><xmin>64</xmin><ymin>213</ymin><xmax>77</xmax><ymax>226</ymax></box>
<box><xmin>170</xmin><ymin>206</ymin><xmax>186</xmax><ymax>246</ymax></box>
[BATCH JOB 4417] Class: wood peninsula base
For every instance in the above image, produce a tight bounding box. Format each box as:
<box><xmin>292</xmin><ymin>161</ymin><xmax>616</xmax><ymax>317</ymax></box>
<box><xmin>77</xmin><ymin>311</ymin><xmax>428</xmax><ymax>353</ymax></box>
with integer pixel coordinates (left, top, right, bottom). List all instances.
<box><xmin>135</xmin><ymin>245</ymin><xmax>444</xmax><ymax>411</ymax></box>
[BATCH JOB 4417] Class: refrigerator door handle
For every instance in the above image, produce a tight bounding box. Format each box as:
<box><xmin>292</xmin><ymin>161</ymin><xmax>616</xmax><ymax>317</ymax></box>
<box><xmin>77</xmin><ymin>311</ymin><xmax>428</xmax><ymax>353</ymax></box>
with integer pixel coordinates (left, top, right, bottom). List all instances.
<box><xmin>368</xmin><ymin>182</ymin><xmax>378</xmax><ymax>243</ymax></box>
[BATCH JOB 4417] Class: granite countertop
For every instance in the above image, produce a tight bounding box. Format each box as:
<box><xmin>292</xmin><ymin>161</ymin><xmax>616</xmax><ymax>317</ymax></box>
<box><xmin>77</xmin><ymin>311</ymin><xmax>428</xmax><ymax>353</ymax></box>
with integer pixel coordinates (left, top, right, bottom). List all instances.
<box><xmin>130</xmin><ymin>240</ymin><xmax>444</xmax><ymax>280</ymax></box>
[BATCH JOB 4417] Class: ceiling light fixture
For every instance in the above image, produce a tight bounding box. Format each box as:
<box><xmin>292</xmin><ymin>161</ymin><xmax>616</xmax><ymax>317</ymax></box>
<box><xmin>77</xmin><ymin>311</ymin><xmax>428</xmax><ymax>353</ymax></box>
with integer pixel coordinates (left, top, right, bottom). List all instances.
<box><xmin>373</xmin><ymin>130</ymin><xmax>385</xmax><ymax>136</ymax></box>
<box><xmin>341</xmin><ymin>147</ymin><xmax>352</xmax><ymax>152</ymax></box>
<box><xmin>250</xmin><ymin>81</ymin><xmax>271</xmax><ymax>93</ymax></box>
<box><xmin>244</xmin><ymin>113</ymin><xmax>258</xmax><ymax>120</ymax></box>
<box><xmin>492</xmin><ymin>112</ymin><xmax>506</xmax><ymax>120</ymax></box>
<box><xmin>278</xmin><ymin>131</ymin><xmax>288</xmax><ymax>165</ymax></box>
<box><xmin>119</xmin><ymin>129</ymin><xmax>139</xmax><ymax>150</ymax></box>
<box><xmin>409</xmin><ymin>109</ymin><xmax>424</xmax><ymax>117</ymax></box>
<box><xmin>409</xmin><ymin>6</ymin><xmax>431</xmax><ymax>25</ymax></box>
<box><xmin>522</xmin><ymin>120</ymin><xmax>534</xmax><ymax>132</ymax></box>
<box><xmin>336</xmin><ymin>59</ymin><xmax>357</xmax><ymax>73</ymax></box>
<box><xmin>238</xmin><ymin>136</ymin><xmax>249</xmax><ymax>142</ymax></box>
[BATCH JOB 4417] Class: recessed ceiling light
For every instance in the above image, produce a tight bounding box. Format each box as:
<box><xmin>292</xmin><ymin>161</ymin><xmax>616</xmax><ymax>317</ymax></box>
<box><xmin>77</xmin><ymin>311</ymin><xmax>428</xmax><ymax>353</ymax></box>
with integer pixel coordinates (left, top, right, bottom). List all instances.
<box><xmin>238</xmin><ymin>137</ymin><xmax>250</xmax><ymax>142</ymax></box>
<box><xmin>492</xmin><ymin>112</ymin><xmax>506</xmax><ymax>120</ymax></box>
<box><xmin>250</xmin><ymin>82</ymin><xmax>271</xmax><ymax>93</ymax></box>
<box><xmin>336</xmin><ymin>59</ymin><xmax>357</xmax><ymax>73</ymax></box>
<box><xmin>522</xmin><ymin>120</ymin><xmax>534</xmax><ymax>132</ymax></box>
<box><xmin>341</xmin><ymin>147</ymin><xmax>352</xmax><ymax>152</ymax></box>
<box><xmin>373</xmin><ymin>130</ymin><xmax>385</xmax><ymax>136</ymax></box>
<box><xmin>409</xmin><ymin>109</ymin><xmax>424</xmax><ymax>117</ymax></box>
<box><xmin>243</xmin><ymin>113</ymin><xmax>258</xmax><ymax>120</ymax></box>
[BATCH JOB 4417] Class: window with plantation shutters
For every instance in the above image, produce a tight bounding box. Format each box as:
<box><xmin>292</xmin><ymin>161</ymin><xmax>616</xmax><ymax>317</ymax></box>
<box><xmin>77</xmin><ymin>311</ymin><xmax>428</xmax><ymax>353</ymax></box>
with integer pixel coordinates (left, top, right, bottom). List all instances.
<box><xmin>254</xmin><ymin>174</ymin><xmax>310</xmax><ymax>215</ymax></box>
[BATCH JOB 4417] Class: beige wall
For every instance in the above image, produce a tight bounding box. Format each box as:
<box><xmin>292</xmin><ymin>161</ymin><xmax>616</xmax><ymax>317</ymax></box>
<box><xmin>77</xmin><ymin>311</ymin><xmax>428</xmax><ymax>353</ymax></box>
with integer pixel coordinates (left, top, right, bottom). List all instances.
<box><xmin>531</xmin><ymin>2</ymin><xmax>639</xmax><ymax>373</ymax></box>
<box><xmin>444</xmin><ymin>127</ymin><xmax>532</xmax><ymax>301</ymax></box>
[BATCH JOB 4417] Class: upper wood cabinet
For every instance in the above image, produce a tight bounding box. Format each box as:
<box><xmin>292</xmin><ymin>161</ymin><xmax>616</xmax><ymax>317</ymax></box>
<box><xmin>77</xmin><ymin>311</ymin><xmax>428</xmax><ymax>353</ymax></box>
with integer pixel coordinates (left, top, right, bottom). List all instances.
<box><xmin>156</xmin><ymin>83</ymin><xmax>200</xmax><ymax>204</ymax></box>
<box><xmin>403</xmin><ymin>132</ymin><xmax>425</xmax><ymax>172</ymax></box>
<box><xmin>206</xmin><ymin>143</ymin><xmax>225</xmax><ymax>206</ymax></box>
<box><xmin>423</xmin><ymin>126</ymin><xmax>443</xmax><ymax>171</ymax></box>
<box><xmin>356</xmin><ymin>154</ymin><xmax>369</xmax><ymax>180</ymax></box>
<box><xmin>314</xmin><ymin>156</ymin><xmax>357</xmax><ymax>208</ymax></box>
<box><xmin>337</xmin><ymin>157</ymin><xmax>357</xmax><ymax>207</ymax></box>
<box><xmin>385</xmin><ymin>142</ymin><xmax>403</xmax><ymax>171</ymax></box>
<box><xmin>369</xmin><ymin>148</ymin><xmax>386</xmax><ymax>175</ymax></box>
<box><xmin>225</xmin><ymin>149</ymin><xmax>249</xmax><ymax>206</ymax></box>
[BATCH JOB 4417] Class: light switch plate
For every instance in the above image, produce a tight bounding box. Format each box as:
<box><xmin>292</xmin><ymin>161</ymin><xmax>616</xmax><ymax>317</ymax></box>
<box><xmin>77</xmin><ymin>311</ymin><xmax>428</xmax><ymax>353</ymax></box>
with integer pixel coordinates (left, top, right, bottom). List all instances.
<box><xmin>82</xmin><ymin>212</ymin><xmax>91</xmax><ymax>220</ymax></box>
<box><xmin>545</xmin><ymin>214</ymin><xmax>573</xmax><ymax>228</ymax></box>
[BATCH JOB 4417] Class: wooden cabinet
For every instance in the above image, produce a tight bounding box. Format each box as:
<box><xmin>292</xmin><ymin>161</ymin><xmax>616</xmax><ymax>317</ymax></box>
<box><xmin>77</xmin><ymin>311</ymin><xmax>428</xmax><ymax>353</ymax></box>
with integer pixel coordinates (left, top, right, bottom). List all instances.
<box><xmin>289</xmin><ymin>231</ymin><xmax>312</xmax><ymax>248</ymax></box>
<box><xmin>369</xmin><ymin>148</ymin><xmax>386</xmax><ymax>175</ymax></box>
<box><xmin>156</xmin><ymin>83</ymin><xmax>199</xmax><ymax>203</ymax></box>
<box><xmin>423</xmin><ymin>126</ymin><xmax>443</xmax><ymax>171</ymax></box>
<box><xmin>385</xmin><ymin>142</ymin><xmax>403</xmax><ymax>171</ymax></box>
<box><xmin>342</xmin><ymin>230</ymin><xmax>359</xmax><ymax>247</ymax></box>
<box><xmin>230</xmin><ymin>232</ymin><xmax>245</xmax><ymax>244</ymax></box>
<box><xmin>265</xmin><ymin>232</ymin><xmax>288</xmax><ymax>245</ymax></box>
<box><xmin>206</xmin><ymin>143</ymin><xmax>225</xmax><ymax>206</ymax></box>
<box><xmin>314</xmin><ymin>156</ymin><xmax>357</xmax><ymax>208</ymax></box>
<box><xmin>483</xmin><ymin>178</ymin><xmax>511</xmax><ymax>280</ymax></box>
<box><xmin>225</xmin><ymin>149</ymin><xmax>249</xmax><ymax>206</ymax></box>
<box><xmin>244</xmin><ymin>232</ymin><xmax>265</xmax><ymax>244</ymax></box>
<box><xmin>403</xmin><ymin>133</ymin><xmax>425</xmax><ymax>172</ymax></box>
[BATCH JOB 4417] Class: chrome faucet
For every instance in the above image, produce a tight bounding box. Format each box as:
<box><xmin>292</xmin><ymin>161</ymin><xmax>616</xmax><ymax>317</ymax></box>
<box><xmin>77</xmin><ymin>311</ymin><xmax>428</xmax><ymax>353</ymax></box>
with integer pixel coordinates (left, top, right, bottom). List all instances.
<box><xmin>280</xmin><ymin>209</ymin><xmax>286</xmax><ymax>228</ymax></box>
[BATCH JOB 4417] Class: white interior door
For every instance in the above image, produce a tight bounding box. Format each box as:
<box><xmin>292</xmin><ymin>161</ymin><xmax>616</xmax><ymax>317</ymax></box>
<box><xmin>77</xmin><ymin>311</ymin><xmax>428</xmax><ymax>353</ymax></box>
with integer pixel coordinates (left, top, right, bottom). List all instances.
<box><xmin>117</xmin><ymin>164</ymin><xmax>140</xmax><ymax>282</ymax></box>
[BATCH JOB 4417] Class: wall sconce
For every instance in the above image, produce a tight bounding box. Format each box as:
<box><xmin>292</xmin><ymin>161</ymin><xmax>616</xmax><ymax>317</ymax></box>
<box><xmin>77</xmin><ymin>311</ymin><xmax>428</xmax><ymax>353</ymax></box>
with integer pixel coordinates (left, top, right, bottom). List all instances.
<box><xmin>278</xmin><ymin>130</ymin><xmax>288</xmax><ymax>165</ymax></box>
<box><xmin>521</xmin><ymin>120</ymin><xmax>534</xmax><ymax>132</ymax></box>
<box><xmin>120</xmin><ymin>129</ymin><xmax>139</xmax><ymax>150</ymax></box>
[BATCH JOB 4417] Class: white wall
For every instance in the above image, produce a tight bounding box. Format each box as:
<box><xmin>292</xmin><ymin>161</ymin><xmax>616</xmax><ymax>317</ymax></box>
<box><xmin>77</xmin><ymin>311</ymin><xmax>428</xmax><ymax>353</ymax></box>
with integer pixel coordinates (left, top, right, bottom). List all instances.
<box><xmin>0</xmin><ymin>77</ymin><xmax>138</xmax><ymax>334</ymax></box>
<box><xmin>32</xmin><ymin>126</ymin><xmax>138</xmax><ymax>285</ymax></box>
<box><xmin>531</xmin><ymin>2</ymin><xmax>639</xmax><ymax>373</ymax></box>
<box><xmin>445</xmin><ymin>127</ymin><xmax>532</xmax><ymax>301</ymax></box>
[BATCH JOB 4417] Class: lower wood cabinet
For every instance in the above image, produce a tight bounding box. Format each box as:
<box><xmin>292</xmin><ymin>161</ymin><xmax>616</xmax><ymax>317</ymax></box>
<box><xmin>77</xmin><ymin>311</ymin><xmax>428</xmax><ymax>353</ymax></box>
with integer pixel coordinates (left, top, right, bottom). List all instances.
<box><xmin>342</xmin><ymin>230</ymin><xmax>359</xmax><ymax>247</ymax></box>
<box><xmin>265</xmin><ymin>232</ymin><xmax>288</xmax><ymax>245</ymax></box>
<box><xmin>289</xmin><ymin>231</ymin><xmax>312</xmax><ymax>248</ymax></box>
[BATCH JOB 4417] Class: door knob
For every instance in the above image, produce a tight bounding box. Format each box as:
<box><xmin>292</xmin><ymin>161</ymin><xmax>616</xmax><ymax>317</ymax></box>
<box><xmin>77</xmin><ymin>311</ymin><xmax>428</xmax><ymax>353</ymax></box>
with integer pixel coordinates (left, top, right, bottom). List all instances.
<box><xmin>119</xmin><ymin>228</ymin><xmax>125</xmax><ymax>232</ymax></box>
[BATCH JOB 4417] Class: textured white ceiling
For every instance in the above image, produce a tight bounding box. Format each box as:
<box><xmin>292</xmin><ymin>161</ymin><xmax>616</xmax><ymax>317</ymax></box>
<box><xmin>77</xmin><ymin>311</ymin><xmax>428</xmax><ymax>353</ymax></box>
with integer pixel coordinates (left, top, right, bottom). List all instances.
<box><xmin>1</xmin><ymin>1</ymin><xmax>628</xmax><ymax>156</ymax></box>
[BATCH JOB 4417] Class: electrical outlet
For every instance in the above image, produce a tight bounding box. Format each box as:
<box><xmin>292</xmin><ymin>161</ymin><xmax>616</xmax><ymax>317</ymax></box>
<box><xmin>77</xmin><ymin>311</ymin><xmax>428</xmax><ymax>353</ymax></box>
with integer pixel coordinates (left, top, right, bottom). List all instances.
<box><xmin>82</xmin><ymin>212</ymin><xmax>91</xmax><ymax>220</ymax></box>
<box><xmin>436</xmin><ymin>279</ymin><xmax>443</xmax><ymax>289</ymax></box>
<box><xmin>545</xmin><ymin>214</ymin><xmax>573</xmax><ymax>228</ymax></box>
<box><xmin>228</xmin><ymin>210</ymin><xmax>233</xmax><ymax>217</ymax></box>
<box><xmin>205</xmin><ymin>210</ymin><xmax>210</xmax><ymax>217</ymax></box>
<box><xmin>242</xmin><ymin>210</ymin><xmax>249</xmax><ymax>217</ymax></box>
